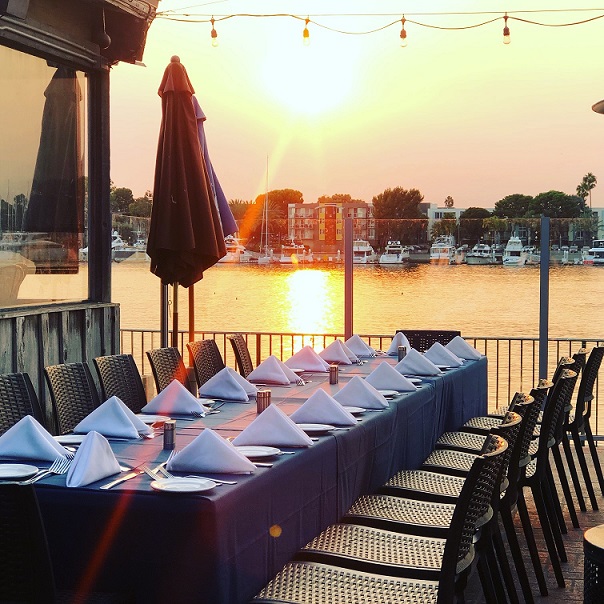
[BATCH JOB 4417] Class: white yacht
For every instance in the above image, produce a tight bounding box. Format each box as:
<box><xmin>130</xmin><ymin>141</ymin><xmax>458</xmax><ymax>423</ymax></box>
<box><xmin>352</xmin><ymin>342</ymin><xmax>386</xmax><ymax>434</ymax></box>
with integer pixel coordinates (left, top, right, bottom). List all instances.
<box><xmin>429</xmin><ymin>235</ymin><xmax>456</xmax><ymax>264</ymax></box>
<box><xmin>378</xmin><ymin>241</ymin><xmax>409</xmax><ymax>265</ymax></box>
<box><xmin>502</xmin><ymin>237</ymin><xmax>527</xmax><ymax>266</ymax></box>
<box><xmin>466</xmin><ymin>243</ymin><xmax>496</xmax><ymax>265</ymax></box>
<box><xmin>279</xmin><ymin>239</ymin><xmax>312</xmax><ymax>264</ymax></box>
<box><xmin>218</xmin><ymin>235</ymin><xmax>253</xmax><ymax>264</ymax></box>
<box><xmin>522</xmin><ymin>246</ymin><xmax>540</xmax><ymax>265</ymax></box>
<box><xmin>584</xmin><ymin>239</ymin><xmax>604</xmax><ymax>265</ymax></box>
<box><xmin>352</xmin><ymin>239</ymin><xmax>377</xmax><ymax>264</ymax></box>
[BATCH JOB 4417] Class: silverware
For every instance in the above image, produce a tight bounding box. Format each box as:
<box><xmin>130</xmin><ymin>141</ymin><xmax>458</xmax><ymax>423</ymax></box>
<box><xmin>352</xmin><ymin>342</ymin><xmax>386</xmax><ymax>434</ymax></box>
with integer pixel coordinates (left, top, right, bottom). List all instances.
<box><xmin>100</xmin><ymin>467</ymin><xmax>144</xmax><ymax>490</ymax></box>
<box><xmin>24</xmin><ymin>457</ymin><xmax>72</xmax><ymax>485</ymax></box>
<box><xmin>184</xmin><ymin>475</ymin><xmax>237</xmax><ymax>485</ymax></box>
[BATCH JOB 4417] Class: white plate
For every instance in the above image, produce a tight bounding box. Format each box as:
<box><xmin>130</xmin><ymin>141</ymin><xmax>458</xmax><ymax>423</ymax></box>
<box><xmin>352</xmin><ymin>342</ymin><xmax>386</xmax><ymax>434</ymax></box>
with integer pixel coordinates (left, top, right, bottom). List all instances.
<box><xmin>54</xmin><ymin>434</ymin><xmax>86</xmax><ymax>445</ymax></box>
<box><xmin>136</xmin><ymin>414</ymin><xmax>171</xmax><ymax>424</ymax></box>
<box><xmin>150</xmin><ymin>477</ymin><xmax>216</xmax><ymax>493</ymax></box>
<box><xmin>406</xmin><ymin>377</ymin><xmax>422</xmax><ymax>384</ymax></box>
<box><xmin>235</xmin><ymin>445</ymin><xmax>281</xmax><ymax>459</ymax></box>
<box><xmin>377</xmin><ymin>390</ymin><xmax>400</xmax><ymax>397</ymax></box>
<box><xmin>0</xmin><ymin>463</ymin><xmax>39</xmax><ymax>479</ymax></box>
<box><xmin>437</xmin><ymin>365</ymin><xmax>453</xmax><ymax>370</ymax></box>
<box><xmin>290</xmin><ymin>368</ymin><xmax>305</xmax><ymax>374</ymax></box>
<box><xmin>296</xmin><ymin>423</ymin><xmax>335</xmax><ymax>435</ymax></box>
<box><xmin>342</xmin><ymin>406</ymin><xmax>365</xmax><ymax>415</ymax></box>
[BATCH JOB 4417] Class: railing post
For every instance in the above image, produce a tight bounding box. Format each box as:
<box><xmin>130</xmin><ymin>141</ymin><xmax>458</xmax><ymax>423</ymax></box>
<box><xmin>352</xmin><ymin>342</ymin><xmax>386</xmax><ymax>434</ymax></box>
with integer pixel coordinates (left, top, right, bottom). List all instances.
<box><xmin>539</xmin><ymin>215</ymin><xmax>550</xmax><ymax>379</ymax></box>
<box><xmin>344</xmin><ymin>217</ymin><xmax>353</xmax><ymax>340</ymax></box>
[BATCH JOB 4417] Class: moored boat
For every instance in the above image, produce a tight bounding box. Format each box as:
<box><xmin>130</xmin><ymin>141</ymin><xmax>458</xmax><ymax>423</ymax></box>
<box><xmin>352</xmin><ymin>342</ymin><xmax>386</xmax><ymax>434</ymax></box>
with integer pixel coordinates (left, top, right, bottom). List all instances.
<box><xmin>502</xmin><ymin>237</ymin><xmax>527</xmax><ymax>266</ymax></box>
<box><xmin>429</xmin><ymin>235</ymin><xmax>456</xmax><ymax>264</ymax></box>
<box><xmin>585</xmin><ymin>239</ymin><xmax>604</xmax><ymax>265</ymax></box>
<box><xmin>218</xmin><ymin>235</ymin><xmax>253</xmax><ymax>264</ymax></box>
<box><xmin>466</xmin><ymin>243</ymin><xmax>496</xmax><ymax>265</ymax></box>
<box><xmin>379</xmin><ymin>240</ymin><xmax>409</xmax><ymax>264</ymax></box>
<box><xmin>279</xmin><ymin>239</ymin><xmax>313</xmax><ymax>264</ymax></box>
<box><xmin>353</xmin><ymin>239</ymin><xmax>377</xmax><ymax>264</ymax></box>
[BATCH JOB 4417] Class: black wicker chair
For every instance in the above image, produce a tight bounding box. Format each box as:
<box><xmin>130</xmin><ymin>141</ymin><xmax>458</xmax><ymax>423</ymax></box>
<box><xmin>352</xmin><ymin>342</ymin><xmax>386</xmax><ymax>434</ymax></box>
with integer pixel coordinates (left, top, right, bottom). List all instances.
<box><xmin>227</xmin><ymin>333</ymin><xmax>254</xmax><ymax>377</ymax></box>
<box><xmin>187</xmin><ymin>339</ymin><xmax>225</xmax><ymax>387</ymax></box>
<box><xmin>0</xmin><ymin>372</ymin><xmax>47</xmax><ymax>435</ymax></box>
<box><xmin>253</xmin><ymin>437</ymin><xmax>508</xmax><ymax>604</ymax></box>
<box><xmin>93</xmin><ymin>354</ymin><xmax>148</xmax><ymax>414</ymax></box>
<box><xmin>395</xmin><ymin>330</ymin><xmax>461</xmax><ymax>352</ymax></box>
<box><xmin>44</xmin><ymin>362</ymin><xmax>101</xmax><ymax>435</ymax></box>
<box><xmin>146</xmin><ymin>347</ymin><xmax>188</xmax><ymax>393</ymax></box>
<box><xmin>0</xmin><ymin>483</ymin><xmax>129</xmax><ymax>603</ymax></box>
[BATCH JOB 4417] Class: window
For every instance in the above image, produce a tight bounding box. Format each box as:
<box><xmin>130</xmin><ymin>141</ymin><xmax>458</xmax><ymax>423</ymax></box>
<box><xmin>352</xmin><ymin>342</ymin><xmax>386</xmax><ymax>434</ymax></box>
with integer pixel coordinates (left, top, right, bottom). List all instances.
<box><xmin>0</xmin><ymin>45</ymin><xmax>88</xmax><ymax>306</ymax></box>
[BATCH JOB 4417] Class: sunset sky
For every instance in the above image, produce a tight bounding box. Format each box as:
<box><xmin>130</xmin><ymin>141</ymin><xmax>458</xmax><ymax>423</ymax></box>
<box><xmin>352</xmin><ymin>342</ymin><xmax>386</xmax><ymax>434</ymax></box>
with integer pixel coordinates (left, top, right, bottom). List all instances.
<box><xmin>109</xmin><ymin>1</ymin><xmax>604</xmax><ymax>209</ymax></box>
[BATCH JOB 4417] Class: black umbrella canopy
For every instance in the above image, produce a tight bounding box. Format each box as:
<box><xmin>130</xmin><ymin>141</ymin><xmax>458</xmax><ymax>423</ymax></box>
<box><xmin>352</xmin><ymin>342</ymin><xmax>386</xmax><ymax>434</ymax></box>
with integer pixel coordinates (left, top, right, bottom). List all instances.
<box><xmin>147</xmin><ymin>56</ymin><xmax>226</xmax><ymax>287</ymax></box>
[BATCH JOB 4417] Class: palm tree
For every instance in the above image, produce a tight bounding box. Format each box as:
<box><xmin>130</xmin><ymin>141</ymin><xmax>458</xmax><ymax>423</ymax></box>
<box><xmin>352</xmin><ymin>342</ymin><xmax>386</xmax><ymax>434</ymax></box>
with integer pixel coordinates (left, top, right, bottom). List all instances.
<box><xmin>577</xmin><ymin>173</ymin><xmax>597</xmax><ymax>208</ymax></box>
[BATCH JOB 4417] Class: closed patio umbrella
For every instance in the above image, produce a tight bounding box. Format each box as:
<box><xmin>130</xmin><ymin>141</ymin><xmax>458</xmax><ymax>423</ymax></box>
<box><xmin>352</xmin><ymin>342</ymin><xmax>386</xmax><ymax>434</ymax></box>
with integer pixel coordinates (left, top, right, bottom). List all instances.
<box><xmin>148</xmin><ymin>56</ymin><xmax>226</xmax><ymax>346</ymax></box>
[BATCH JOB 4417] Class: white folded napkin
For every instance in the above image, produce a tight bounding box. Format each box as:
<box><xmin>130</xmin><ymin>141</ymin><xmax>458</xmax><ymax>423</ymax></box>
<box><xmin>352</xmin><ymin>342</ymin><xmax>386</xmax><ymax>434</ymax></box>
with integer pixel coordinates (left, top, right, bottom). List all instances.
<box><xmin>386</xmin><ymin>332</ymin><xmax>411</xmax><ymax>356</ymax></box>
<box><xmin>344</xmin><ymin>335</ymin><xmax>376</xmax><ymax>357</ymax></box>
<box><xmin>339</xmin><ymin>339</ymin><xmax>360</xmax><ymax>363</ymax></box>
<box><xmin>66</xmin><ymin>431</ymin><xmax>121</xmax><ymax>487</ymax></box>
<box><xmin>142</xmin><ymin>379</ymin><xmax>208</xmax><ymax>415</ymax></box>
<box><xmin>395</xmin><ymin>348</ymin><xmax>442</xmax><ymax>376</ymax></box>
<box><xmin>365</xmin><ymin>362</ymin><xmax>418</xmax><ymax>392</ymax></box>
<box><xmin>198</xmin><ymin>367</ymin><xmax>257</xmax><ymax>401</ymax></box>
<box><xmin>333</xmin><ymin>376</ymin><xmax>389</xmax><ymax>409</ymax></box>
<box><xmin>284</xmin><ymin>346</ymin><xmax>330</xmax><ymax>372</ymax></box>
<box><xmin>319</xmin><ymin>340</ymin><xmax>353</xmax><ymax>365</ymax></box>
<box><xmin>290</xmin><ymin>390</ymin><xmax>357</xmax><ymax>426</ymax></box>
<box><xmin>275</xmin><ymin>357</ymin><xmax>304</xmax><ymax>384</ymax></box>
<box><xmin>74</xmin><ymin>396</ymin><xmax>152</xmax><ymax>439</ymax></box>
<box><xmin>232</xmin><ymin>404</ymin><xmax>313</xmax><ymax>447</ymax></box>
<box><xmin>446</xmin><ymin>336</ymin><xmax>483</xmax><ymax>360</ymax></box>
<box><xmin>247</xmin><ymin>355</ymin><xmax>291</xmax><ymax>385</ymax></box>
<box><xmin>424</xmin><ymin>342</ymin><xmax>464</xmax><ymax>367</ymax></box>
<box><xmin>167</xmin><ymin>428</ymin><xmax>255</xmax><ymax>474</ymax></box>
<box><xmin>0</xmin><ymin>415</ymin><xmax>69</xmax><ymax>462</ymax></box>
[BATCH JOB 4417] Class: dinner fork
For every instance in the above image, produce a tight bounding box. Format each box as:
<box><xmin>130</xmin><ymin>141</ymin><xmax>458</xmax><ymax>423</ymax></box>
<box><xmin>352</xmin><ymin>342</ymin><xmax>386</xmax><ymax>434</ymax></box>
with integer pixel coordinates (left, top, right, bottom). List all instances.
<box><xmin>23</xmin><ymin>456</ymin><xmax>72</xmax><ymax>485</ymax></box>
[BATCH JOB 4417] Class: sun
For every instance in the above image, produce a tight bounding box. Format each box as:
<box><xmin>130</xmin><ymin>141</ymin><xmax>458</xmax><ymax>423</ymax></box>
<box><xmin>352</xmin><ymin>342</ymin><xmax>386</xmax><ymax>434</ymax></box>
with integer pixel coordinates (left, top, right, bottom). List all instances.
<box><xmin>260</xmin><ymin>34</ymin><xmax>357</xmax><ymax>116</ymax></box>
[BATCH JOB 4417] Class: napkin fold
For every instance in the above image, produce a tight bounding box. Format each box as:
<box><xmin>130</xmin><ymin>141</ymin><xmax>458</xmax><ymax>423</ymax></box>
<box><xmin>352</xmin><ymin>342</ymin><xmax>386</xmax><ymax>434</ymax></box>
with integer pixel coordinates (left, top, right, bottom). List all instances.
<box><xmin>333</xmin><ymin>376</ymin><xmax>389</xmax><ymax>409</ymax></box>
<box><xmin>232</xmin><ymin>404</ymin><xmax>313</xmax><ymax>447</ymax></box>
<box><xmin>386</xmin><ymin>331</ymin><xmax>411</xmax><ymax>356</ymax></box>
<box><xmin>167</xmin><ymin>428</ymin><xmax>256</xmax><ymax>474</ymax></box>
<box><xmin>290</xmin><ymin>390</ymin><xmax>357</xmax><ymax>426</ymax></box>
<box><xmin>198</xmin><ymin>367</ymin><xmax>257</xmax><ymax>401</ymax></box>
<box><xmin>344</xmin><ymin>335</ymin><xmax>375</xmax><ymax>357</ymax></box>
<box><xmin>365</xmin><ymin>362</ymin><xmax>418</xmax><ymax>392</ymax></box>
<box><xmin>319</xmin><ymin>340</ymin><xmax>353</xmax><ymax>365</ymax></box>
<box><xmin>284</xmin><ymin>346</ymin><xmax>330</xmax><ymax>372</ymax></box>
<box><xmin>247</xmin><ymin>355</ymin><xmax>291</xmax><ymax>385</ymax></box>
<box><xmin>395</xmin><ymin>348</ymin><xmax>442</xmax><ymax>376</ymax></box>
<box><xmin>66</xmin><ymin>431</ymin><xmax>121</xmax><ymax>487</ymax></box>
<box><xmin>446</xmin><ymin>336</ymin><xmax>483</xmax><ymax>360</ymax></box>
<box><xmin>142</xmin><ymin>379</ymin><xmax>208</xmax><ymax>415</ymax></box>
<box><xmin>275</xmin><ymin>357</ymin><xmax>304</xmax><ymax>384</ymax></box>
<box><xmin>339</xmin><ymin>339</ymin><xmax>360</xmax><ymax>363</ymax></box>
<box><xmin>74</xmin><ymin>396</ymin><xmax>153</xmax><ymax>438</ymax></box>
<box><xmin>0</xmin><ymin>415</ymin><xmax>69</xmax><ymax>462</ymax></box>
<box><xmin>424</xmin><ymin>342</ymin><xmax>464</xmax><ymax>368</ymax></box>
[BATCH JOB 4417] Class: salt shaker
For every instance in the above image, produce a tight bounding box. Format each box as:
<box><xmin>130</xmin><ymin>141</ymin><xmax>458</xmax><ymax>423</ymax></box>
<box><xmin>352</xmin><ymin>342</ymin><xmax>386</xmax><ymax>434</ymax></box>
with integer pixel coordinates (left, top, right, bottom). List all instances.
<box><xmin>256</xmin><ymin>389</ymin><xmax>271</xmax><ymax>414</ymax></box>
<box><xmin>397</xmin><ymin>345</ymin><xmax>407</xmax><ymax>362</ymax></box>
<box><xmin>163</xmin><ymin>419</ymin><xmax>176</xmax><ymax>450</ymax></box>
<box><xmin>329</xmin><ymin>364</ymin><xmax>339</xmax><ymax>384</ymax></box>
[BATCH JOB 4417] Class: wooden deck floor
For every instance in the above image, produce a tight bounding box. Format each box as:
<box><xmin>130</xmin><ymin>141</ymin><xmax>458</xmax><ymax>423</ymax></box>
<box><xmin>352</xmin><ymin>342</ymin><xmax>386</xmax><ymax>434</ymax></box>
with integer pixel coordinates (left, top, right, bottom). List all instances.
<box><xmin>464</xmin><ymin>446</ymin><xmax>604</xmax><ymax>602</ymax></box>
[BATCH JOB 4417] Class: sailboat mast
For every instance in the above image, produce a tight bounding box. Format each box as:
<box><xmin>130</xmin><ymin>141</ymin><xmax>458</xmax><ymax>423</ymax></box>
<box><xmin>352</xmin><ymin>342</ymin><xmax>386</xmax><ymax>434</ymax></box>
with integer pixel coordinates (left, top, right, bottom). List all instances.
<box><xmin>264</xmin><ymin>155</ymin><xmax>269</xmax><ymax>255</ymax></box>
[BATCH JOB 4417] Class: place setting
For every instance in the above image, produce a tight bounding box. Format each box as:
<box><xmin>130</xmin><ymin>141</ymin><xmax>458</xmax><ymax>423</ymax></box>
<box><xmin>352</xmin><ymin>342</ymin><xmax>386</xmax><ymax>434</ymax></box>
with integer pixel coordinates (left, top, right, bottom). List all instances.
<box><xmin>197</xmin><ymin>366</ymin><xmax>258</xmax><ymax>403</ymax></box>
<box><xmin>140</xmin><ymin>379</ymin><xmax>211</xmax><ymax>420</ymax></box>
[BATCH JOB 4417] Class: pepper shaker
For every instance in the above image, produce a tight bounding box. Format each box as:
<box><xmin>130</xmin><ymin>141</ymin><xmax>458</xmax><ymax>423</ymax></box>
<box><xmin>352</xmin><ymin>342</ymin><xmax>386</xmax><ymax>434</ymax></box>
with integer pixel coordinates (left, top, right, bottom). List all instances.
<box><xmin>163</xmin><ymin>419</ymin><xmax>176</xmax><ymax>450</ymax></box>
<box><xmin>329</xmin><ymin>364</ymin><xmax>339</xmax><ymax>384</ymax></box>
<box><xmin>397</xmin><ymin>345</ymin><xmax>407</xmax><ymax>362</ymax></box>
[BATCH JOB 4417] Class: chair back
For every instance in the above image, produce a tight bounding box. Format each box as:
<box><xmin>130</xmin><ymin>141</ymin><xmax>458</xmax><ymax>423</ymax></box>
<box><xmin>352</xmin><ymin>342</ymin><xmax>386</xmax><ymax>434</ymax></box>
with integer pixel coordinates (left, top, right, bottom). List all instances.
<box><xmin>0</xmin><ymin>372</ymin><xmax>47</xmax><ymax>435</ymax></box>
<box><xmin>44</xmin><ymin>362</ymin><xmax>100</xmax><ymax>435</ymax></box>
<box><xmin>227</xmin><ymin>334</ymin><xmax>254</xmax><ymax>377</ymax></box>
<box><xmin>395</xmin><ymin>329</ymin><xmax>461</xmax><ymax>352</ymax></box>
<box><xmin>440</xmin><ymin>435</ymin><xmax>508</xmax><ymax>595</ymax></box>
<box><xmin>0</xmin><ymin>484</ymin><xmax>55</xmax><ymax>602</ymax></box>
<box><xmin>93</xmin><ymin>354</ymin><xmax>148</xmax><ymax>414</ymax></box>
<box><xmin>187</xmin><ymin>340</ymin><xmax>225</xmax><ymax>386</ymax></box>
<box><xmin>146</xmin><ymin>347</ymin><xmax>188</xmax><ymax>393</ymax></box>
<box><xmin>576</xmin><ymin>345</ymin><xmax>604</xmax><ymax>422</ymax></box>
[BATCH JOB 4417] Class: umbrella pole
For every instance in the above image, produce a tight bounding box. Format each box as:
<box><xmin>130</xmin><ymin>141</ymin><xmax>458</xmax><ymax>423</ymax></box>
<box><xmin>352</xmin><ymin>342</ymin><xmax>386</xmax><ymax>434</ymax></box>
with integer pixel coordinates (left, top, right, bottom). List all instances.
<box><xmin>161</xmin><ymin>283</ymin><xmax>169</xmax><ymax>348</ymax></box>
<box><xmin>172</xmin><ymin>282</ymin><xmax>179</xmax><ymax>348</ymax></box>
<box><xmin>188</xmin><ymin>285</ymin><xmax>195</xmax><ymax>366</ymax></box>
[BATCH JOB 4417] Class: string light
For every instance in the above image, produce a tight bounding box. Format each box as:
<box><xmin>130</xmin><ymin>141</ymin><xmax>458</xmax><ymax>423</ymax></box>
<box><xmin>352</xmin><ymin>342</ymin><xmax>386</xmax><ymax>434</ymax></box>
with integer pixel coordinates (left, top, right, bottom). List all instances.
<box><xmin>303</xmin><ymin>17</ymin><xmax>310</xmax><ymax>46</ymax></box>
<box><xmin>400</xmin><ymin>16</ymin><xmax>407</xmax><ymax>47</ymax></box>
<box><xmin>503</xmin><ymin>13</ymin><xmax>510</xmax><ymax>44</ymax></box>
<box><xmin>210</xmin><ymin>16</ymin><xmax>218</xmax><ymax>47</ymax></box>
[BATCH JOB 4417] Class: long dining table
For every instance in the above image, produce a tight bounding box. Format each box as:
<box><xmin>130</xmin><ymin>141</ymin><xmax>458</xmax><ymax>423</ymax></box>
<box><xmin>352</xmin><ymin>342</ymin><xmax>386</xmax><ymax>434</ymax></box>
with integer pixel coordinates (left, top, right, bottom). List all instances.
<box><xmin>35</xmin><ymin>354</ymin><xmax>487</xmax><ymax>603</ymax></box>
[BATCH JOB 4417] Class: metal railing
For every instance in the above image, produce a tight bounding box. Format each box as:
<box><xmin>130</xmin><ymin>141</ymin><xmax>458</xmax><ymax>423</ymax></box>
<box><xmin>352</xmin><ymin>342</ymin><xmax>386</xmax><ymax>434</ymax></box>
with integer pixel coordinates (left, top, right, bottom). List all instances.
<box><xmin>120</xmin><ymin>328</ymin><xmax>604</xmax><ymax>435</ymax></box>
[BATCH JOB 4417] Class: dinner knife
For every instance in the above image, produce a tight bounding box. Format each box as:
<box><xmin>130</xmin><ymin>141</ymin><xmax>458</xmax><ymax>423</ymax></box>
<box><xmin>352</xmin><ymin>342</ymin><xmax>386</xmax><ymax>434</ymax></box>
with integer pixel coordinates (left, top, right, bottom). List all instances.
<box><xmin>100</xmin><ymin>468</ymin><xmax>144</xmax><ymax>490</ymax></box>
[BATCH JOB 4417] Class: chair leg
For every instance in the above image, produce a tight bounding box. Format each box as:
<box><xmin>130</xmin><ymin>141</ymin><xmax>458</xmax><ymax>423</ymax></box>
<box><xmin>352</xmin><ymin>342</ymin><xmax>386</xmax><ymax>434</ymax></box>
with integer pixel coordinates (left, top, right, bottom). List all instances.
<box><xmin>584</xmin><ymin>421</ymin><xmax>604</xmax><ymax>496</ymax></box>
<box><xmin>492</xmin><ymin>523</ymin><xmax>520</xmax><ymax>604</ymax></box>
<box><xmin>479</xmin><ymin>545</ymin><xmax>507</xmax><ymax>604</ymax></box>
<box><xmin>477</xmin><ymin>554</ymin><xmax>500</xmax><ymax>604</ymax></box>
<box><xmin>546</xmin><ymin>463</ymin><xmax>569</xmax><ymax>533</ymax></box>
<box><xmin>516</xmin><ymin>491</ymin><xmax>548</xmax><ymax>596</ymax></box>
<box><xmin>542</xmin><ymin>475</ymin><xmax>568</xmax><ymax>562</ymax></box>
<box><xmin>500</xmin><ymin>506</ymin><xmax>536</xmax><ymax>603</ymax></box>
<box><xmin>532</xmin><ymin>483</ymin><xmax>566</xmax><ymax>587</ymax></box>
<box><xmin>551</xmin><ymin>445</ymin><xmax>582</xmax><ymax>525</ymax></box>
<box><xmin>569</xmin><ymin>426</ymin><xmax>599</xmax><ymax>510</ymax></box>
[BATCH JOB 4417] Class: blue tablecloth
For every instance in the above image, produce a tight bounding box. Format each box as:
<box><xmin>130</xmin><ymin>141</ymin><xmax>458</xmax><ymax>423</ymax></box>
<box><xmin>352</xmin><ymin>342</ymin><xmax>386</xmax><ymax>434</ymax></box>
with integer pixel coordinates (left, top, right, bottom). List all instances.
<box><xmin>35</xmin><ymin>356</ymin><xmax>487</xmax><ymax>603</ymax></box>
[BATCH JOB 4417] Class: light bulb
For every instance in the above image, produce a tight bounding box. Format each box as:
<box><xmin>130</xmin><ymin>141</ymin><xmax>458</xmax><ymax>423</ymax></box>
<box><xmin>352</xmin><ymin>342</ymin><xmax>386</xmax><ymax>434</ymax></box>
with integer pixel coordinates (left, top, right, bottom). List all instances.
<box><xmin>503</xmin><ymin>15</ymin><xmax>510</xmax><ymax>45</ymax></box>
<box><xmin>303</xmin><ymin>18</ymin><xmax>310</xmax><ymax>46</ymax></box>
<box><xmin>211</xmin><ymin>17</ymin><xmax>218</xmax><ymax>47</ymax></box>
<box><xmin>400</xmin><ymin>17</ymin><xmax>407</xmax><ymax>48</ymax></box>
